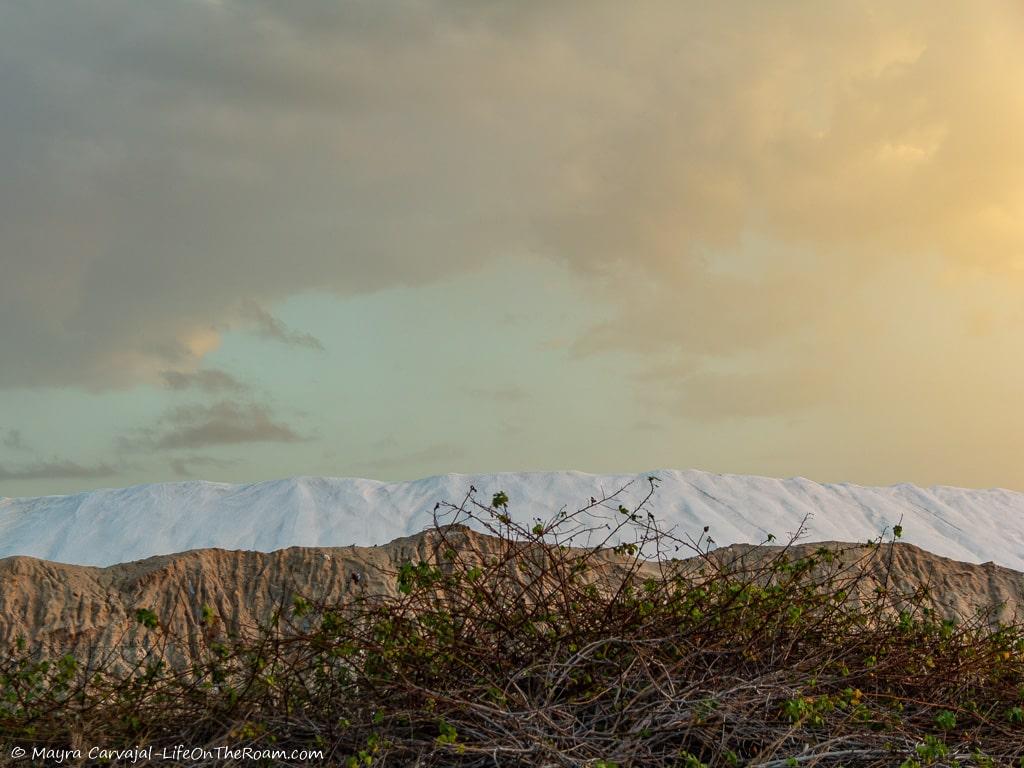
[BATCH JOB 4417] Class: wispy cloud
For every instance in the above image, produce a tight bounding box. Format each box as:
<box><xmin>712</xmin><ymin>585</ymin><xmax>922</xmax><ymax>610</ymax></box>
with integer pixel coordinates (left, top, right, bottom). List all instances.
<box><xmin>0</xmin><ymin>459</ymin><xmax>116</xmax><ymax>481</ymax></box>
<box><xmin>121</xmin><ymin>401</ymin><xmax>305</xmax><ymax>451</ymax></box>
<box><xmin>168</xmin><ymin>454</ymin><xmax>242</xmax><ymax>478</ymax></box>
<box><xmin>160</xmin><ymin>369</ymin><xmax>246</xmax><ymax>393</ymax></box>
<box><xmin>242</xmin><ymin>302</ymin><xmax>324</xmax><ymax>352</ymax></box>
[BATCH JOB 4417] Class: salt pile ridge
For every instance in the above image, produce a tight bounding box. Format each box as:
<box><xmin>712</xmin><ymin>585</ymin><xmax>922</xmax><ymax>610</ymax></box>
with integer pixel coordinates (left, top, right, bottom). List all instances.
<box><xmin>1</xmin><ymin>469</ymin><xmax>1022</xmax><ymax>569</ymax></box>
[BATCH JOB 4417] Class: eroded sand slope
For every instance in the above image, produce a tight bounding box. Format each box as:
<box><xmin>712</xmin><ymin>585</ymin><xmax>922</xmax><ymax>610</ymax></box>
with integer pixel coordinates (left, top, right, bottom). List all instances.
<box><xmin>1</xmin><ymin>528</ymin><xmax>1022</xmax><ymax>666</ymax></box>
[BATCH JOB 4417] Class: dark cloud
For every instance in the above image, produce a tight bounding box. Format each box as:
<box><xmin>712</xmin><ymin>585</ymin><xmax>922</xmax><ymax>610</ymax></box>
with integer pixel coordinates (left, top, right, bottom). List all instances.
<box><xmin>241</xmin><ymin>302</ymin><xmax>324</xmax><ymax>351</ymax></box>
<box><xmin>160</xmin><ymin>369</ymin><xmax>246</xmax><ymax>393</ymax></box>
<box><xmin>0</xmin><ymin>0</ymin><xmax>526</xmax><ymax>389</ymax></box>
<box><xmin>121</xmin><ymin>401</ymin><xmax>305</xmax><ymax>451</ymax></box>
<box><xmin>0</xmin><ymin>459</ymin><xmax>116</xmax><ymax>481</ymax></box>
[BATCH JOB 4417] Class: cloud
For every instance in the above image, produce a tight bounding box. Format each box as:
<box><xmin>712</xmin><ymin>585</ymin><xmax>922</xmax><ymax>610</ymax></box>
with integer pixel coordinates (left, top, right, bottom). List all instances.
<box><xmin>0</xmin><ymin>1</ymin><xmax>525</xmax><ymax>389</ymax></box>
<box><xmin>122</xmin><ymin>401</ymin><xmax>305</xmax><ymax>451</ymax></box>
<box><xmin>5</xmin><ymin>2</ymin><xmax>1024</xmax><ymax>486</ymax></box>
<box><xmin>2</xmin><ymin>2</ymin><xmax>1024</xmax><ymax>395</ymax></box>
<box><xmin>0</xmin><ymin>459</ymin><xmax>116</xmax><ymax>481</ymax></box>
<box><xmin>241</xmin><ymin>302</ymin><xmax>324</xmax><ymax>351</ymax></box>
<box><xmin>160</xmin><ymin>369</ymin><xmax>246</xmax><ymax>393</ymax></box>
<box><xmin>168</xmin><ymin>454</ymin><xmax>242</xmax><ymax>478</ymax></box>
<box><xmin>2</xmin><ymin>429</ymin><xmax>28</xmax><ymax>451</ymax></box>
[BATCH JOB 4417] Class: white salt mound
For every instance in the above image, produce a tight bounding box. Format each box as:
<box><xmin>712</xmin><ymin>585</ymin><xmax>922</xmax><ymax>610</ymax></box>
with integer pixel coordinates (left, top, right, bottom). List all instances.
<box><xmin>0</xmin><ymin>469</ymin><xmax>1021</xmax><ymax>569</ymax></box>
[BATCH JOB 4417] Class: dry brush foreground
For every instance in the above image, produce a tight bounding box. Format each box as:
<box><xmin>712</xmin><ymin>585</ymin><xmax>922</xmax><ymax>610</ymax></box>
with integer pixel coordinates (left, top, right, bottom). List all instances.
<box><xmin>2</xmin><ymin>480</ymin><xmax>1024</xmax><ymax>766</ymax></box>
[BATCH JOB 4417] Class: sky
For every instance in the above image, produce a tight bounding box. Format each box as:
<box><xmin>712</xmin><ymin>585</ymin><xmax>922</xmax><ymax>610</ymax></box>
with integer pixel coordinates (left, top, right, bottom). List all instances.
<box><xmin>3</xmin><ymin>1</ymin><xmax>1024</xmax><ymax>497</ymax></box>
